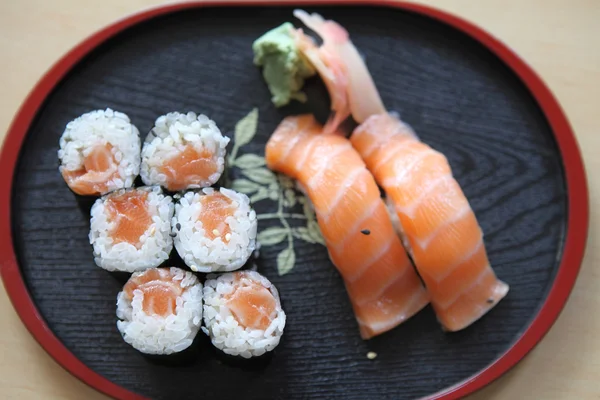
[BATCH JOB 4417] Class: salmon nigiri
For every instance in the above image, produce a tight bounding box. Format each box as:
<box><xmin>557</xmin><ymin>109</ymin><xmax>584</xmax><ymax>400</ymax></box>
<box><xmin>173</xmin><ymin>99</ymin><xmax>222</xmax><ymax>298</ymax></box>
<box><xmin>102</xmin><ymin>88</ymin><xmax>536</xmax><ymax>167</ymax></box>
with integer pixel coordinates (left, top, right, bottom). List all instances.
<box><xmin>293</xmin><ymin>11</ymin><xmax>510</xmax><ymax>331</ymax></box>
<box><xmin>351</xmin><ymin>113</ymin><xmax>509</xmax><ymax>331</ymax></box>
<box><xmin>266</xmin><ymin>115</ymin><xmax>429</xmax><ymax>339</ymax></box>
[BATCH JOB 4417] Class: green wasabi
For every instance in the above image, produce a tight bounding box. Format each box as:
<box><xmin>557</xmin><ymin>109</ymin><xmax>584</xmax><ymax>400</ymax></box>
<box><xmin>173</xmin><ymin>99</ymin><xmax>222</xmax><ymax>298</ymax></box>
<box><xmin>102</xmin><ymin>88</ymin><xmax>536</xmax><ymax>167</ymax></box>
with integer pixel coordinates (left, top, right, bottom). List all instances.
<box><xmin>252</xmin><ymin>23</ymin><xmax>316</xmax><ymax>107</ymax></box>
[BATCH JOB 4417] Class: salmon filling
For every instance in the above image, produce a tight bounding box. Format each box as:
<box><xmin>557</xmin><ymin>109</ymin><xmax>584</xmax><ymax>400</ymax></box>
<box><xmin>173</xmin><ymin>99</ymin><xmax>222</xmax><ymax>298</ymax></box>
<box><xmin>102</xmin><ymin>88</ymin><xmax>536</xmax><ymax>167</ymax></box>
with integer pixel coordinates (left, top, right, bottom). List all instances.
<box><xmin>199</xmin><ymin>191</ymin><xmax>235</xmax><ymax>242</ymax></box>
<box><xmin>160</xmin><ymin>146</ymin><xmax>218</xmax><ymax>191</ymax></box>
<box><xmin>62</xmin><ymin>143</ymin><xmax>119</xmax><ymax>195</ymax></box>
<box><xmin>105</xmin><ymin>190</ymin><xmax>152</xmax><ymax>248</ymax></box>
<box><xmin>123</xmin><ymin>269</ymin><xmax>185</xmax><ymax>317</ymax></box>
<box><xmin>226</xmin><ymin>280</ymin><xmax>277</xmax><ymax>330</ymax></box>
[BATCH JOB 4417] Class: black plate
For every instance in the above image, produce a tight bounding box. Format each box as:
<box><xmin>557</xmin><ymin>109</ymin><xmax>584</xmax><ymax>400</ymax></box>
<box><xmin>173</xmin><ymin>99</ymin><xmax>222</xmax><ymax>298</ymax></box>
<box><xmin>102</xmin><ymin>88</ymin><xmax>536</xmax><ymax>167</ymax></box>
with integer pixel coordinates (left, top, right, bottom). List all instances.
<box><xmin>10</xmin><ymin>4</ymin><xmax>568</xmax><ymax>400</ymax></box>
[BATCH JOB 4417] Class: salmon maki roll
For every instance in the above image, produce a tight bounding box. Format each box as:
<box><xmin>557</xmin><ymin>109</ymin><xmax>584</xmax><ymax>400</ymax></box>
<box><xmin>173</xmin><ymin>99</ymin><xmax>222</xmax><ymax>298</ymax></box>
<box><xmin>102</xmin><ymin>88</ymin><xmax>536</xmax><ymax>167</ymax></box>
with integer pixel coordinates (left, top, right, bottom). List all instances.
<box><xmin>351</xmin><ymin>113</ymin><xmax>509</xmax><ymax>332</ymax></box>
<box><xmin>117</xmin><ymin>267</ymin><xmax>202</xmax><ymax>355</ymax></box>
<box><xmin>140</xmin><ymin>112</ymin><xmax>229</xmax><ymax>192</ymax></box>
<box><xmin>58</xmin><ymin>108</ymin><xmax>141</xmax><ymax>196</ymax></box>
<box><xmin>266</xmin><ymin>115</ymin><xmax>429</xmax><ymax>339</ymax></box>
<box><xmin>173</xmin><ymin>188</ymin><xmax>257</xmax><ymax>273</ymax></box>
<box><xmin>203</xmin><ymin>271</ymin><xmax>286</xmax><ymax>358</ymax></box>
<box><xmin>89</xmin><ymin>186</ymin><xmax>174</xmax><ymax>272</ymax></box>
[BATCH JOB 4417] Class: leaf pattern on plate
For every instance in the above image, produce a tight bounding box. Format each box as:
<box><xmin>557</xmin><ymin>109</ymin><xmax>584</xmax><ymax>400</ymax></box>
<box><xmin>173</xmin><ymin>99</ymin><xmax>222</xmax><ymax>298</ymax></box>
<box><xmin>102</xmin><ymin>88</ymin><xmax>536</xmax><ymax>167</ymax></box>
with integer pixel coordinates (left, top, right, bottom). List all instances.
<box><xmin>228</xmin><ymin>109</ymin><xmax>325</xmax><ymax>276</ymax></box>
<box><xmin>234</xmin><ymin>153</ymin><xmax>266</xmax><ymax>169</ymax></box>
<box><xmin>241</xmin><ymin>167</ymin><xmax>277</xmax><ymax>185</ymax></box>
<box><xmin>257</xmin><ymin>227</ymin><xmax>288</xmax><ymax>246</ymax></box>
<box><xmin>231</xmin><ymin>179</ymin><xmax>261</xmax><ymax>194</ymax></box>
<box><xmin>307</xmin><ymin>220</ymin><xmax>325</xmax><ymax>245</ymax></box>
<box><xmin>277</xmin><ymin>246</ymin><xmax>296</xmax><ymax>276</ymax></box>
<box><xmin>292</xmin><ymin>227</ymin><xmax>317</xmax><ymax>244</ymax></box>
<box><xmin>233</xmin><ymin>107</ymin><xmax>258</xmax><ymax>148</ymax></box>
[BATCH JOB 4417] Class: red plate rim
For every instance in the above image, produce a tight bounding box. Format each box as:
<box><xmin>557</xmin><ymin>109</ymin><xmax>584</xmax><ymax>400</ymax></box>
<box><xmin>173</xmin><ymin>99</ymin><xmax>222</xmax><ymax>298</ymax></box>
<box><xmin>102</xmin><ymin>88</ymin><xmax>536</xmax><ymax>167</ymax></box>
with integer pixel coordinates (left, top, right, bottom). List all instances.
<box><xmin>0</xmin><ymin>1</ymin><xmax>588</xmax><ymax>399</ymax></box>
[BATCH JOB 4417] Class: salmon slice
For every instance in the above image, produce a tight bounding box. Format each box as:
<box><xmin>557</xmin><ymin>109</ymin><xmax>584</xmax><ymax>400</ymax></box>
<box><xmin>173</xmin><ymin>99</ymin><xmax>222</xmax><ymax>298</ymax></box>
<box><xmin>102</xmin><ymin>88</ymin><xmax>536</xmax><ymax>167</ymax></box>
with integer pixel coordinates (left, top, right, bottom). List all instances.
<box><xmin>351</xmin><ymin>268</ymin><xmax>429</xmax><ymax>339</ymax></box>
<box><xmin>225</xmin><ymin>271</ymin><xmax>277</xmax><ymax>331</ymax></box>
<box><xmin>124</xmin><ymin>268</ymin><xmax>185</xmax><ymax>317</ymax></box>
<box><xmin>351</xmin><ymin>113</ymin><xmax>509</xmax><ymax>332</ymax></box>
<box><xmin>161</xmin><ymin>145</ymin><xmax>219</xmax><ymax>191</ymax></box>
<box><xmin>104</xmin><ymin>189</ymin><xmax>152</xmax><ymax>249</ymax></box>
<box><xmin>266</xmin><ymin>115</ymin><xmax>429</xmax><ymax>339</ymax></box>
<box><xmin>61</xmin><ymin>143</ymin><xmax>119</xmax><ymax>195</ymax></box>
<box><xmin>199</xmin><ymin>191</ymin><xmax>235</xmax><ymax>242</ymax></box>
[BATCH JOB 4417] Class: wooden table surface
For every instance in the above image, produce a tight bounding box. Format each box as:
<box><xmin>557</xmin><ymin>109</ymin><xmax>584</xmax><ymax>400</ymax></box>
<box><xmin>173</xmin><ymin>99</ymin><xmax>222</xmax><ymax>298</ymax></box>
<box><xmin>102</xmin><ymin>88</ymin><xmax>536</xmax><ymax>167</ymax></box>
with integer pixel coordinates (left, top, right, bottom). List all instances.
<box><xmin>1</xmin><ymin>0</ymin><xmax>598</xmax><ymax>399</ymax></box>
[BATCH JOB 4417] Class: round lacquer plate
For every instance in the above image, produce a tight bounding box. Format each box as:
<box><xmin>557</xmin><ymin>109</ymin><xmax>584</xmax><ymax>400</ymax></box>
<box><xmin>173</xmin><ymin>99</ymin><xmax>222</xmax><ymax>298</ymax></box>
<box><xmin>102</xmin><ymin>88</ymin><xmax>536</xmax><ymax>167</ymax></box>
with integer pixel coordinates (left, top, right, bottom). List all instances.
<box><xmin>0</xmin><ymin>2</ymin><xmax>588</xmax><ymax>400</ymax></box>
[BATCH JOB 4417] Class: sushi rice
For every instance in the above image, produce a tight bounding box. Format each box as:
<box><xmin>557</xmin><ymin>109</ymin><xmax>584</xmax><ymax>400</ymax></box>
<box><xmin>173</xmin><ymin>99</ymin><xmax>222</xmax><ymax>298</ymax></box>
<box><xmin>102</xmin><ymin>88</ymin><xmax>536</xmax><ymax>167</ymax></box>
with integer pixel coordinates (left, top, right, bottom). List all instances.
<box><xmin>58</xmin><ymin>108</ymin><xmax>141</xmax><ymax>195</ymax></box>
<box><xmin>140</xmin><ymin>112</ymin><xmax>229</xmax><ymax>191</ymax></box>
<box><xmin>173</xmin><ymin>188</ymin><xmax>257</xmax><ymax>273</ymax></box>
<box><xmin>117</xmin><ymin>267</ymin><xmax>203</xmax><ymax>355</ymax></box>
<box><xmin>89</xmin><ymin>186</ymin><xmax>174</xmax><ymax>272</ymax></box>
<box><xmin>202</xmin><ymin>271</ymin><xmax>286</xmax><ymax>358</ymax></box>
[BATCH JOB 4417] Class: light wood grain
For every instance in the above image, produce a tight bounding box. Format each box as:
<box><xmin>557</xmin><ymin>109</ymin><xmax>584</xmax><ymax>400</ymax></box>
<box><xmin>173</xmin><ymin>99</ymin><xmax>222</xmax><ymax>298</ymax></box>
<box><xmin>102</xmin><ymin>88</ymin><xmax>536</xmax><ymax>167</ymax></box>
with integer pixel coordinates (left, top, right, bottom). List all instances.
<box><xmin>0</xmin><ymin>0</ymin><xmax>598</xmax><ymax>399</ymax></box>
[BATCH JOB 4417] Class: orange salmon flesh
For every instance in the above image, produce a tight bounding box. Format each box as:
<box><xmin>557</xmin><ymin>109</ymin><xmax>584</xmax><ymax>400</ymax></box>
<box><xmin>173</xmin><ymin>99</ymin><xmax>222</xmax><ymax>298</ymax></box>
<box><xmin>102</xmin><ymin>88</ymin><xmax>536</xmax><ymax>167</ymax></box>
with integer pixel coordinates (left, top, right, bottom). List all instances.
<box><xmin>351</xmin><ymin>113</ymin><xmax>509</xmax><ymax>332</ymax></box>
<box><xmin>61</xmin><ymin>143</ymin><xmax>120</xmax><ymax>195</ymax></box>
<box><xmin>124</xmin><ymin>268</ymin><xmax>185</xmax><ymax>317</ymax></box>
<box><xmin>225</xmin><ymin>272</ymin><xmax>278</xmax><ymax>331</ymax></box>
<box><xmin>104</xmin><ymin>189</ymin><xmax>152</xmax><ymax>249</ymax></box>
<box><xmin>199</xmin><ymin>191</ymin><xmax>235</xmax><ymax>242</ymax></box>
<box><xmin>160</xmin><ymin>145</ymin><xmax>218</xmax><ymax>191</ymax></box>
<box><xmin>266</xmin><ymin>115</ymin><xmax>429</xmax><ymax>339</ymax></box>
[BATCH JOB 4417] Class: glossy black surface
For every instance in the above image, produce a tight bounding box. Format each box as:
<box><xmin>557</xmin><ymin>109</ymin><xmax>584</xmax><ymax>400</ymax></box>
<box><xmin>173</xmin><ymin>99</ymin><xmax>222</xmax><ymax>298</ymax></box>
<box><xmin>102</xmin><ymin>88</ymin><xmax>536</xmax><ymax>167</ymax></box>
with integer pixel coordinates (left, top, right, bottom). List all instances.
<box><xmin>12</xmin><ymin>5</ymin><xmax>566</xmax><ymax>399</ymax></box>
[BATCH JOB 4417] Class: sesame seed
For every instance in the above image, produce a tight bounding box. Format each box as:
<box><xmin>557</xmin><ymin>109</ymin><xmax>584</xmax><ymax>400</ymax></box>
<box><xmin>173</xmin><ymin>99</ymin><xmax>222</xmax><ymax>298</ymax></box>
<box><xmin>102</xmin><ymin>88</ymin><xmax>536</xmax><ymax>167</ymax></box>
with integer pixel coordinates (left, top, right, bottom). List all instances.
<box><xmin>225</xmin><ymin>233</ymin><xmax>232</xmax><ymax>241</ymax></box>
<box><xmin>367</xmin><ymin>351</ymin><xmax>377</xmax><ymax>360</ymax></box>
<box><xmin>150</xmin><ymin>227</ymin><xmax>156</xmax><ymax>235</ymax></box>
<box><xmin>487</xmin><ymin>298</ymin><xmax>494</xmax><ymax>304</ymax></box>
<box><xmin>175</xmin><ymin>223</ymin><xmax>181</xmax><ymax>231</ymax></box>
<box><xmin>169</xmin><ymin>232</ymin><xmax>177</xmax><ymax>238</ymax></box>
<box><xmin>361</xmin><ymin>229</ymin><xmax>371</xmax><ymax>235</ymax></box>
<box><xmin>212</xmin><ymin>229</ymin><xmax>220</xmax><ymax>236</ymax></box>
